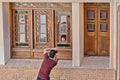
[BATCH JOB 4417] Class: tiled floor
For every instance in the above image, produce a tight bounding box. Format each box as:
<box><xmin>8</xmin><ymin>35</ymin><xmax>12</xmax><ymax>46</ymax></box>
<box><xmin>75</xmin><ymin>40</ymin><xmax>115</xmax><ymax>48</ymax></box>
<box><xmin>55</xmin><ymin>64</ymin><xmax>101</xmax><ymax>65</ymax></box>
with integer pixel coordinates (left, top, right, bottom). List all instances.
<box><xmin>4</xmin><ymin>56</ymin><xmax>109</xmax><ymax>69</ymax></box>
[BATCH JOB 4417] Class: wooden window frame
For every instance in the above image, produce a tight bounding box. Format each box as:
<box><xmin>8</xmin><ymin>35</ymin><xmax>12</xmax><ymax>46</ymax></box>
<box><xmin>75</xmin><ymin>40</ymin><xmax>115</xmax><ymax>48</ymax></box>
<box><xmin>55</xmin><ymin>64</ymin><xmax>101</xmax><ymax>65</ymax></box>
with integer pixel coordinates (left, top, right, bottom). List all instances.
<box><xmin>55</xmin><ymin>10</ymin><xmax>72</xmax><ymax>48</ymax></box>
<box><xmin>12</xmin><ymin>9</ymin><xmax>31</xmax><ymax>48</ymax></box>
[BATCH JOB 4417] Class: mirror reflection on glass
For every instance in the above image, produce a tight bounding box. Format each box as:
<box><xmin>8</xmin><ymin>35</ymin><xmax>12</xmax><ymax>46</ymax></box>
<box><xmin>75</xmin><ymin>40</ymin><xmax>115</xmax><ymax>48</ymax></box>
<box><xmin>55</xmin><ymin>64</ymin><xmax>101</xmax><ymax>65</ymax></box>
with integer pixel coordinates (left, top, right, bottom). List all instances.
<box><xmin>60</xmin><ymin>24</ymin><xmax>66</xmax><ymax>33</ymax></box>
<box><xmin>87</xmin><ymin>10</ymin><xmax>95</xmax><ymax>19</ymax></box>
<box><xmin>20</xmin><ymin>24</ymin><xmax>25</xmax><ymax>33</ymax></box>
<box><xmin>56</xmin><ymin>11</ymin><xmax>71</xmax><ymax>15</ymax></box>
<box><xmin>61</xmin><ymin>16</ymin><xmax>66</xmax><ymax>23</ymax></box>
<box><xmin>20</xmin><ymin>34</ymin><xmax>25</xmax><ymax>43</ymax></box>
<box><xmin>40</xmin><ymin>15</ymin><xmax>46</xmax><ymax>24</ymax></box>
<box><xmin>87</xmin><ymin>23</ymin><xmax>95</xmax><ymax>32</ymax></box>
<box><xmin>40</xmin><ymin>34</ymin><xmax>46</xmax><ymax>42</ymax></box>
<box><xmin>60</xmin><ymin>16</ymin><xmax>66</xmax><ymax>34</ymax></box>
<box><xmin>19</xmin><ymin>15</ymin><xmax>25</xmax><ymax>23</ymax></box>
<box><xmin>40</xmin><ymin>25</ymin><xmax>46</xmax><ymax>33</ymax></box>
<box><xmin>100</xmin><ymin>10</ymin><xmax>107</xmax><ymax>19</ymax></box>
<box><xmin>100</xmin><ymin>23</ymin><xmax>108</xmax><ymax>32</ymax></box>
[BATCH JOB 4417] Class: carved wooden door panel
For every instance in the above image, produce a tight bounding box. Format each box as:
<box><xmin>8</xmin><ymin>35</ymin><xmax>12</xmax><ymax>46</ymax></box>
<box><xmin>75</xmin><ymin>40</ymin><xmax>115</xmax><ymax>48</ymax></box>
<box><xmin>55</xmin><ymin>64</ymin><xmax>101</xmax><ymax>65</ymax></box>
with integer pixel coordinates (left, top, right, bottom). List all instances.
<box><xmin>34</xmin><ymin>10</ymin><xmax>53</xmax><ymax>49</ymax></box>
<box><xmin>84</xmin><ymin>6</ymin><xmax>109</xmax><ymax>56</ymax></box>
<box><xmin>84</xmin><ymin>8</ymin><xmax>98</xmax><ymax>56</ymax></box>
<box><xmin>98</xmin><ymin>8</ymin><xmax>110</xmax><ymax>56</ymax></box>
<box><xmin>55</xmin><ymin>10</ymin><xmax>72</xmax><ymax>48</ymax></box>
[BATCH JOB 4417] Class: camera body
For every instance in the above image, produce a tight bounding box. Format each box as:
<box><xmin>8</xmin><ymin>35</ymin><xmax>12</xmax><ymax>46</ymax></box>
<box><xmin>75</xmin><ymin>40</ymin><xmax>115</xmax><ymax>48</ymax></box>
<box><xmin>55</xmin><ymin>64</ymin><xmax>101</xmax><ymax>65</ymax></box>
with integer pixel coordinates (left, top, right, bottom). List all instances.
<box><xmin>49</xmin><ymin>49</ymin><xmax>58</xmax><ymax>58</ymax></box>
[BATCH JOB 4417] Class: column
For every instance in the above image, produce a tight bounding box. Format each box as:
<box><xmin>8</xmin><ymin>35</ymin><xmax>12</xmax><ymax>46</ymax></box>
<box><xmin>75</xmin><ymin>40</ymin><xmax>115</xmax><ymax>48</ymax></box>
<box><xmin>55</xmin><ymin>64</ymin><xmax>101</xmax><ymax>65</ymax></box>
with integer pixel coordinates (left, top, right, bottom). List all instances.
<box><xmin>0</xmin><ymin>2</ymin><xmax>10</xmax><ymax>65</ymax></box>
<box><xmin>117</xmin><ymin>4</ymin><xmax>120</xmax><ymax>80</ymax></box>
<box><xmin>72</xmin><ymin>2</ymin><xmax>84</xmax><ymax>67</ymax></box>
<box><xmin>110</xmin><ymin>1</ymin><xmax>117</xmax><ymax>69</ymax></box>
<box><xmin>0</xmin><ymin>2</ymin><xmax>5</xmax><ymax>65</ymax></box>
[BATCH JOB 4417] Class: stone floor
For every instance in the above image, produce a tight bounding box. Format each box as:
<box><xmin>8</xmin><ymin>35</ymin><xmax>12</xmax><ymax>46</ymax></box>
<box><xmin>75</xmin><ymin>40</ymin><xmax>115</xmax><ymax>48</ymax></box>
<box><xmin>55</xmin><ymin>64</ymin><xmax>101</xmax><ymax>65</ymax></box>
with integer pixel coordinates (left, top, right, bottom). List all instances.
<box><xmin>4</xmin><ymin>56</ymin><xmax>109</xmax><ymax>69</ymax></box>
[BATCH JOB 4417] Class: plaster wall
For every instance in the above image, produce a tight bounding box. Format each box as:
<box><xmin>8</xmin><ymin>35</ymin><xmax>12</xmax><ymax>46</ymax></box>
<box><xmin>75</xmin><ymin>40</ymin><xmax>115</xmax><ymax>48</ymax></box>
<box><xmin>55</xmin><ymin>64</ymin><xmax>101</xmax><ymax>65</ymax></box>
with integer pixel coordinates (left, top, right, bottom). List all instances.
<box><xmin>0</xmin><ymin>2</ymin><xmax>5</xmax><ymax>65</ymax></box>
<box><xmin>117</xmin><ymin>3</ymin><xmax>120</xmax><ymax>80</ymax></box>
<box><xmin>3</xmin><ymin>3</ymin><xmax>11</xmax><ymax>64</ymax></box>
<box><xmin>72</xmin><ymin>2</ymin><xmax>81</xmax><ymax>67</ymax></box>
<box><xmin>0</xmin><ymin>3</ymin><xmax>10</xmax><ymax>65</ymax></box>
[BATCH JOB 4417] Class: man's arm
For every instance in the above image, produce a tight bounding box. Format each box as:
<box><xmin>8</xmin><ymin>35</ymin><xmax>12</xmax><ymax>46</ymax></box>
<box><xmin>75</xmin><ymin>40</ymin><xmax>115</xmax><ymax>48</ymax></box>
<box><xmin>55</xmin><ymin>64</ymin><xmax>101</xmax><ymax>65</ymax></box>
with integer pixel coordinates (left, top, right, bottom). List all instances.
<box><xmin>44</xmin><ymin>48</ymin><xmax>57</xmax><ymax>54</ymax></box>
<box><xmin>53</xmin><ymin>54</ymin><xmax>59</xmax><ymax>62</ymax></box>
<box><xmin>44</xmin><ymin>48</ymin><xmax>50</xmax><ymax>54</ymax></box>
<box><xmin>44</xmin><ymin>48</ymin><xmax>58</xmax><ymax>59</ymax></box>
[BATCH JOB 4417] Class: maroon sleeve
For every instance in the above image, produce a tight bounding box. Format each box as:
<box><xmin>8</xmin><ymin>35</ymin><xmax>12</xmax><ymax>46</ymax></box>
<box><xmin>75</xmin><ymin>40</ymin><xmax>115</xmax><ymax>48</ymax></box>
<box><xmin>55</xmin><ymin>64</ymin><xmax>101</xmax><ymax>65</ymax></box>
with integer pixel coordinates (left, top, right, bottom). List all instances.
<box><xmin>44</xmin><ymin>53</ymin><xmax>49</xmax><ymax>59</ymax></box>
<box><xmin>53</xmin><ymin>60</ymin><xmax>57</xmax><ymax>67</ymax></box>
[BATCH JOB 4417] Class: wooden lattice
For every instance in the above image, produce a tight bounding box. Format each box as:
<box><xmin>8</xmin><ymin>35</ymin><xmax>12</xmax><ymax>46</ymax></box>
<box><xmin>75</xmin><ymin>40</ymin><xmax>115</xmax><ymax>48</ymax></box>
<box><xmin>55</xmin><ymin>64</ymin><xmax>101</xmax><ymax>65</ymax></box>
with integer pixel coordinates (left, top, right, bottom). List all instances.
<box><xmin>13</xmin><ymin>10</ymin><xmax>30</xmax><ymax>47</ymax></box>
<box><xmin>55</xmin><ymin>11</ymin><xmax>72</xmax><ymax>48</ymax></box>
<box><xmin>34</xmin><ymin>10</ymin><xmax>52</xmax><ymax>49</ymax></box>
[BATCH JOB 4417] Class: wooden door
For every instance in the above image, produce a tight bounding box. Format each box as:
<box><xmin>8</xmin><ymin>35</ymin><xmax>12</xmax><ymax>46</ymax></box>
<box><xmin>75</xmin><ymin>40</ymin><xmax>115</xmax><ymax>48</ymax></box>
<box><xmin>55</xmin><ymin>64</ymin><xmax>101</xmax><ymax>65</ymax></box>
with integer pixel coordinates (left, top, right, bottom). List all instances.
<box><xmin>98</xmin><ymin>8</ymin><xmax>110</xmax><ymax>56</ymax></box>
<box><xmin>34</xmin><ymin>10</ymin><xmax>53</xmax><ymax>49</ymax></box>
<box><xmin>84</xmin><ymin>6</ymin><xmax>110</xmax><ymax>56</ymax></box>
<box><xmin>12</xmin><ymin>9</ymin><xmax>32</xmax><ymax>58</ymax></box>
<box><xmin>55</xmin><ymin>10</ymin><xmax>72</xmax><ymax>48</ymax></box>
<box><xmin>11</xmin><ymin>3</ymin><xmax>72</xmax><ymax>59</ymax></box>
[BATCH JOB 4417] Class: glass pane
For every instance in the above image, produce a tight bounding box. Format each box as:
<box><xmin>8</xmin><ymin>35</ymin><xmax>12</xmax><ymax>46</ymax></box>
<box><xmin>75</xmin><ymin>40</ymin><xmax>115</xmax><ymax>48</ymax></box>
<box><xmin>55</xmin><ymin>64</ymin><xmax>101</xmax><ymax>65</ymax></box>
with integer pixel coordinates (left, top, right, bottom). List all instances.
<box><xmin>40</xmin><ymin>34</ymin><xmax>46</xmax><ymax>42</ymax></box>
<box><xmin>61</xmin><ymin>24</ymin><xmax>66</xmax><ymax>33</ymax></box>
<box><xmin>61</xmin><ymin>16</ymin><xmax>66</xmax><ymax>23</ymax></box>
<box><xmin>15</xmin><ymin>10</ymin><xmax>28</xmax><ymax>14</ymax></box>
<box><xmin>60</xmin><ymin>16</ymin><xmax>66</xmax><ymax>33</ymax></box>
<box><xmin>88</xmin><ymin>10</ymin><xmax>95</xmax><ymax>19</ymax></box>
<box><xmin>20</xmin><ymin>24</ymin><xmax>24</xmax><ymax>33</ymax></box>
<box><xmin>100</xmin><ymin>10</ymin><xmax>107</xmax><ymax>19</ymax></box>
<box><xmin>87</xmin><ymin>23</ymin><xmax>95</xmax><ymax>32</ymax></box>
<box><xmin>56</xmin><ymin>11</ymin><xmax>71</xmax><ymax>15</ymax></box>
<box><xmin>40</xmin><ymin>25</ymin><xmax>46</xmax><ymax>33</ymax></box>
<box><xmin>19</xmin><ymin>15</ymin><xmax>25</xmax><ymax>23</ymax></box>
<box><xmin>20</xmin><ymin>34</ymin><xmax>25</xmax><ymax>43</ymax></box>
<box><xmin>40</xmin><ymin>15</ymin><xmax>46</xmax><ymax>24</ymax></box>
<box><xmin>100</xmin><ymin>23</ymin><xmax>108</xmax><ymax>32</ymax></box>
